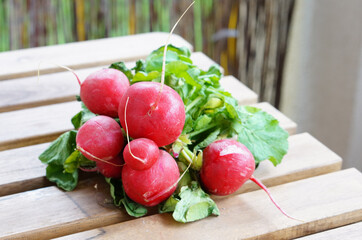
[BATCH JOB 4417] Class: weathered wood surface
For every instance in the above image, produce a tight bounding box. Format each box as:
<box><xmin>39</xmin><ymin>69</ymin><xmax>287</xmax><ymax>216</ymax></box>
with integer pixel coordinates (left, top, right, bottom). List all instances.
<box><xmin>0</xmin><ymin>99</ymin><xmax>294</xmax><ymax>152</ymax></box>
<box><xmin>0</xmin><ymin>32</ymin><xmax>192</xmax><ymax>81</ymax></box>
<box><xmin>0</xmin><ymin>66</ymin><xmax>98</xmax><ymax>113</ymax></box>
<box><xmin>0</xmin><ymin>52</ymin><xmax>221</xmax><ymax>113</ymax></box>
<box><xmin>295</xmin><ymin>222</ymin><xmax>362</xmax><ymax>240</ymax></box>
<box><xmin>0</xmin><ymin>101</ymin><xmax>79</xmax><ymax>151</ymax></box>
<box><xmin>52</xmin><ymin>169</ymin><xmax>362</xmax><ymax>240</ymax></box>
<box><xmin>0</xmin><ymin>132</ymin><xmax>342</xmax><ymax>239</ymax></box>
<box><xmin>0</xmin><ymin>33</ymin><xmax>355</xmax><ymax>240</ymax></box>
<box><xmin>0</xmin><ymin>106</ymin><xmax>299</xmax><ymax>197</ymax></box>
<box><xmin>0</xmin><ymin>177</ymin><xmax>133</xmax><ymax>240</ymax></box>
<box><xmin>220</xmin><ymin>75</ymin><xmax>258</xmax><ymax>105</ymax></box>
<box><xmin>0</xmin><ymin>143</ymin><xmax>49</xmax><ymax>197</ymax></box>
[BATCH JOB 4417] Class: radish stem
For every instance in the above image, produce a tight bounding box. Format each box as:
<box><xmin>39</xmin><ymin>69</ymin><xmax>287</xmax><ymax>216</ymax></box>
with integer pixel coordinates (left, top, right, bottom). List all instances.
<box><xmin>37</xmin><ymin>61</ymin><xmax>82</xmax><ymax>86</ymax></box>
<box><xmin>143</xmin><ymin>161</ymin><xmax>192</xmax><ymax>203</ymax></box>
<box><xmin>124</xmin><ymin>97</ymin><xmax>147</xmax><ymax>164</ymax></box>
<box><xmin>150</xmin><ymin>1</ymin><xmax>195</xmax><ymax>112</ymax></box>
<box><xmin>76</xmin><ymin>145</ymin><xmax>124</xmax><ymax>167</ymax></box>
<box><xmin>249</xmin><ymin>176</ymin><xmax>304</xmax><ymax>222</ymax></box>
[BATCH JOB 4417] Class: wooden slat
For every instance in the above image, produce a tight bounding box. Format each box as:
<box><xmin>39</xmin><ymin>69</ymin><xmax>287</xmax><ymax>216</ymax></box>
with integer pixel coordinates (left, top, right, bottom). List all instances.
<box><xmin>295</xmin><ymin>222</ymin><xmax>362</xmax><ymax>240</ymax></box>
<box><xmin>0</xmin><ymin>66</ymin><xmax>98</xmax><ymax>113</ymax></box>
<box><xmin>53</xmin><ymin>168</ymin><xmax>362</xmax><ymax>240</ymax></box>
<box><xmin>214</xmin><ymin>132</ymin><xmax>341</xmax><ymax>197</ymax></box>
<box><xmin>0</xmin><ymin>143</ymin><xmax>49</xmax><ymax>197</ymax></box>
<box><xmin>0</xmin><ymin>177</ymin><xmax>133</xmax><ymax>239</ymax></box>
<box><xmin>0</xmin><ymin>52</ymin><xmax>231</xmax><ymax>113</ymax></box>
<box><xmin>0</xmin><ymin>99</ymin><xmax>293</xmax><ymax>152</ymax></box>
<box><xmin>0</xmin><ymin>133</ymin><xmax>342</xmax><ymax>239</ymax></box>
<box><xmin>0</xmin><ymin>74</ymin><xmax>261</xmax><ymax>151</ymax></box>
<box><xmin>0</xmin><ymin>32</ymin><xmax>192</xmax><ymax>80</ymax></box>
<box><xmin>0</xmin><ymin>101</ymin><xmax>79</xmax><ymax>151</ymax></box>
<box><xmin>0</xmin><ymin>106</ymin><xmax>300</xmax><ymax>197</ymax></box>
<box><xmin>220</xmin><ymin>75</ymin><xmax>258</xmax><ymax>105</ymax></box>
<box><xmin>253</xmin><ymin>102</ymin><xmax>297</xmax><ymax>135</ymax></box>
<box><xmin>189</xmin><ymin>52</ymin><xmax>224</xmax><ymax>73</ymax></box>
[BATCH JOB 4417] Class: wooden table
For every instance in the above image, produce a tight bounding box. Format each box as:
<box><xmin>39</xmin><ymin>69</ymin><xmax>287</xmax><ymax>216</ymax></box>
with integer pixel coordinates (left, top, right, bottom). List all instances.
<box><xmin>0</xmin><ymin>32</ymin><xmax>361</xmax><ymax>240</ymax></box>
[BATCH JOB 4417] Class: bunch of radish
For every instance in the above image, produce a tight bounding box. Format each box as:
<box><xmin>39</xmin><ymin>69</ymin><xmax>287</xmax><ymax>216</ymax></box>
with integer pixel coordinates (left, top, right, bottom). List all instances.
<box><xmin>72</xmin><ymin>57</ymin><xmax>297</xmax><ymax>221</ymax></box>
<box><xmin>39</xmin><ymin>1</ymin><xmax>298</xmax><ymax>223</ymax></box>
<box><xmin>74</xmin><ymin>65</ymin><xmax>186</xmax><ymax>206</ymax></box>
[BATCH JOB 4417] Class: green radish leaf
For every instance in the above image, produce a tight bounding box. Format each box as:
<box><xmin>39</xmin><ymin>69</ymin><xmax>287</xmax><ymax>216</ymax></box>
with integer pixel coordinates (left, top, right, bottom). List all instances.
<box><xmin>121</xmin><ymin>196</ymin><xmax>148</xmax><ymax>217</ymax></box>
<box><xmin>176</xmin><ymin>161</ymin><xmax>193</xmax><ymax>192</ymax></box>
<box><xmin>159</xmin><ymin>195</ymin><xmax>179</xmax><ymax>213</ymax></box>
<box><xmin>39</xmin><ymin>130</ymin><xmax>77</xmax><ymax>165</ymax></box>
<box><xmin>132</xmin><ymin>59</ymin><xmax>146</xmax><ymax>72</ymax></box>
<box><xmin>194</xmin><ymin>128</ymin><xmax>220</xmax><ymax>151</ymax></box>
<box><xmin>63</xmin><ymin>150</ymin><xmax>81</xmax><ymax>173</ymax></box>
<box><xmin>64</xmin><ymin>150</ymin><xmax>95</xmax><ymax>173</ymax></box>
<box><xmin>109</xmin><ymin>61</ymin><xmax>133</xmax><ymax>80</ymax></box>
<box><xmin>145</xmin><ymin>45</ymin><xmax>191</xmax><ymax>72</ymax></box>
<box><xmin>39</xmin><ymin>130</ymin><xmax>79</xmax><ymax>191</ymax></box>
<box><xmin>106</xmin><ymin>178</ymin><xmax>147</xmax><ymax>217</ymax></box>
<box><xmin>71</xmin><ymin>102</ymin><xmax>96</xmax><ymax>129</ymax></box>
<box><xmin>172</xmin><ymin>181</ymin><xmax>219</xmax><ymax>223</ymax></box>
<box><xmin>46</xmin><ymin>163</ymin><xmax>78</xmax><ymax>191</ymax></box>
<box><xmin>106</xmin><ymin>177</ymin><xmax>123</xmax><ymax>206</ymax></box>
<box><xmin>132</xmin><ymin>71</ymin><xmax>160</xmax><ymax>83</ymax></box>
<box><xmin>236</xmin><ymin>106</ymin><xmax>289</xmax><ymax>166</ymax></box>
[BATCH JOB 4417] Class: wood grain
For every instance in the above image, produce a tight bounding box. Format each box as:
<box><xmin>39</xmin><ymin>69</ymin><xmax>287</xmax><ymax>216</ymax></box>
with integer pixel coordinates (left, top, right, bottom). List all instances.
<box><xmin>0</xmin><ymin>32</ymin><xmax>192</xmax><ymax>81</ymax></box>
<box><xmin>0</xmin><ymin>143</ymin><xmax>49</xmax><ymax>197</ymax></box>
<box><xmin>220</xmin><ymin>75</ymin><xmax>258</xmax><ymax>106</ymax></box>
<box><xmin>0</xmin><ymin>133</ymin><xmax>342</xmax><ymax>239</ymax></box>
<box><xmin>0</xmin><ymin>177</ymin><xmax>133</xmax><ymax>240</ymax></box>
<box><xmin>53</xmin><ymin>168</ymin><xmax>362</xmax><ymax>240</ymax></box>
<box><xmin>229</xmin><ymin>132</ymin><xmax>342</xmax><ymax>196</ymax></box>
<box><xmin>0</xmin><ymin>101</ymin><xmax>80</xmax><ymax>151</ymax></box>
<box><xmin>0</xmin><ymin>98</ymin><xmax>293</xmax><ymax>152</ymax></box>
<box><xmin>295</xmin><ymin>222</ymin><xmax>362</xmax><ymax>240</ymax></box>
<box><xmin>0</xmin><ymin>119</ymin><xmax>302</xmax><ymax>198</ymax></box>
<box><xmin>1</xmin><ymin>132</ymin><xmax>333</xmax><ymax>197</ymax></box>
<box><xmin>0</xmin><ymin>52</ymin><xmax>223</xmax><ymax>113</ymax></box>
<box><xmin>190</xmin><ymin>52</ymin><xmax>224</xmax><ymax>73</ymax></box>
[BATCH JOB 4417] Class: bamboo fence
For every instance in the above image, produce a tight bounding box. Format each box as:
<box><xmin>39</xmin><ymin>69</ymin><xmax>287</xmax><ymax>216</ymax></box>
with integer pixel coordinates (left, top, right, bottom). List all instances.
<box><xmin>0</xmin><ymin>0</ymin><xmax>294</xmax><ymax>107</ymax></box>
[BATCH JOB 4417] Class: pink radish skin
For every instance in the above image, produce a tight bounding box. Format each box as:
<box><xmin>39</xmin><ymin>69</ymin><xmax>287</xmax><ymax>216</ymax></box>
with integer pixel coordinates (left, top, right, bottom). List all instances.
<box><xmin>123</xmin><ymin>138</ymin><xmax>159</xmax><ymax>171</ymax></box>
<box><xmin>201</xmin><ymin>139</ymin><xmax>300</xmax><ymax>221</ymax></box>
<box><xmin>118</xmin><ymin>82</ymin><xmax>185</xmax><ymax>147</ymax></box>
<box><xmin>80</xmin><ymin>68</ymin><xmax>129</xmax><ymax>117</ymax></box>
<box><xmin>76</xmin><ymin>115</ymin><xmax>125</xmax><ymax>162</ymax></box>
<box><xmin>96</xmin><ymin>155</ymin><xmax>124</xmax><ymax>178</ymax></box>
<box><xmin>201</xmin><ymin>139</ymin><xmax>255</xmax><ymax>196</ymax></box>
<box><xmin>122</xmin><ymin>150</ymin><xmax>180</xmax><ymax>207</ymax></box>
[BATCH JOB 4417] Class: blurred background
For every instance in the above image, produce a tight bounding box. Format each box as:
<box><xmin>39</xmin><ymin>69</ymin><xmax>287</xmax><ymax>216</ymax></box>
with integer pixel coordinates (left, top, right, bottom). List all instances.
<box><xmin>1</xmin><ymin>0</ymin><xmax>361</xmax><ymax>170</ymax></box>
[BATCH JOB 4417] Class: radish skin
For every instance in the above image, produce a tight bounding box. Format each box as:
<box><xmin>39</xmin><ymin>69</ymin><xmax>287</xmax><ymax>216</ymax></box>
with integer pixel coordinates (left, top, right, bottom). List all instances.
<box><xmin>96</xmin><ymin>155</ymin><xmax>124</xmax><ymax>178</ymax></box>
<box><xmin>201</xmin><ymin>139</ymin><xmax>255</xmax><ymax>196</ymax></box>
<box><xmin>123</xmin><ymin>138</ymin><xmax>159</xmax><ymax>171</ymax></box>
<box><xmin>201</xmin><ymin>139</ymin><xmax>301</xmax><ymax>221</ymax></box>
<box><xmin>118</xmin><ymin>82</ymin><xmax>185</xmax><ymax>147</ymax></box>
<box><xmin>76</xmin><ymin>115</ymin><xmax>125</xmax><ymax>162</ymax></box>
<box><xmin>81</xmin><ymin>68</ymin><xmax>129</xmax><ymax>117</ymax></box>
<box><xmin>122</xmin><ymin>150</ymin><xmax>180</xmax><ymax>207</ymax></box>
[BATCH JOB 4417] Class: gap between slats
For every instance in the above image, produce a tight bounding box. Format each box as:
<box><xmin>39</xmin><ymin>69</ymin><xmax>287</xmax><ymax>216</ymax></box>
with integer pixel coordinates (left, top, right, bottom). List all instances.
<box><xmin>3</xmin><ymin>168</ymin><xmax>358</xmax><ymax>240</ymax></box>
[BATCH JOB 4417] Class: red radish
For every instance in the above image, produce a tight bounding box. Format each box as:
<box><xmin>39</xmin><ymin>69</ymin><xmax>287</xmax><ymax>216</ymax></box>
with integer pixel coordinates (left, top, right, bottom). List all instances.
<box><xmin>123</xmin><ymin>138</ymin><xmax>159</xmax><ymax>171</ymax></box>
<box><xmin>96</xmin><ymin>155</ymin><xmax>124</xmax><ymax>178</ymax></box>
<box><xmin>76</xmin><ymin>115</ymin><xmax>125</xmax><ymax>162</ymax></box>
<box><xmin>201</xmin><ymin>139</ymin><xmax>255</xmax><ymax>196</ymax></box>
<box><xmin>201</xmin><ymin>139</ymin><xmax>300</xmax><ymax>220</ymax></box>
<box><xmin>122</xmin><ymin>150</ymin><xmax>180</xmax><ymax>206</ymax></box>
<box><xmin>80</xmin><ymin>68</ymin><xmax>129</xmax><ymax>117</ymax></box>
<box><xmin>118</xmin><ymin>82</ymin><xmax>185</xmax><ymax>147</ymax></box>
